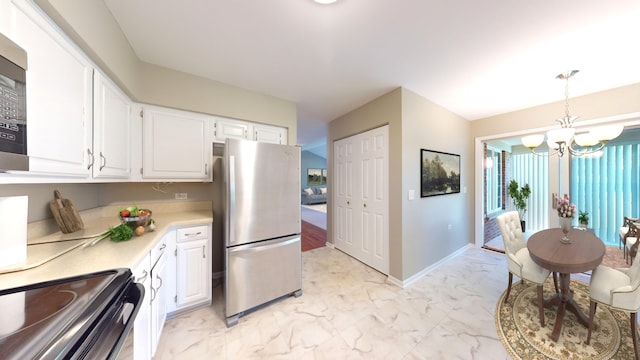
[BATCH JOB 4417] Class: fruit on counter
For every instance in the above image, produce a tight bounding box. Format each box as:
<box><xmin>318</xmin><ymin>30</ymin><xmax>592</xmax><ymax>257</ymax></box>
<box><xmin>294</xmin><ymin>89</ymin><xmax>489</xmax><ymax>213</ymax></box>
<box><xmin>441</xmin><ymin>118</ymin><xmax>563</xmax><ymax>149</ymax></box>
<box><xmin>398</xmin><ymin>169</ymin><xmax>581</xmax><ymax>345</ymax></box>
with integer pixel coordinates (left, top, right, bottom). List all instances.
<box><xmin>118</xmin><ymin>205</ymin><xmax>151</xmax><ymax>218</ymax></box>
<box><xmin>135</xmin><ymin>226</ymin><xmax>145</xmax><ymax>236</ymax></box>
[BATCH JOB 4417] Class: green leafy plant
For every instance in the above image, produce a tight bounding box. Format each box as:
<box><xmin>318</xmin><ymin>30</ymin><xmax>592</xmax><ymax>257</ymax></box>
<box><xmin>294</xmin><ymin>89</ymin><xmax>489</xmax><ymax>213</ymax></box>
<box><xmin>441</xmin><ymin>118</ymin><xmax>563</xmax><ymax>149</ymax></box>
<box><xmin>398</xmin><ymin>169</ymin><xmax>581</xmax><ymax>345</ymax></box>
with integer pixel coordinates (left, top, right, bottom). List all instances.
<box><xmin>508</xmin><ymin>179</ymin><xmax>531</xmax><ymax>219</ymax></box>
<box><xmin>578</xmin><ymin>210</ymin><xmax>589</xmax><ymax>225</ymax></box>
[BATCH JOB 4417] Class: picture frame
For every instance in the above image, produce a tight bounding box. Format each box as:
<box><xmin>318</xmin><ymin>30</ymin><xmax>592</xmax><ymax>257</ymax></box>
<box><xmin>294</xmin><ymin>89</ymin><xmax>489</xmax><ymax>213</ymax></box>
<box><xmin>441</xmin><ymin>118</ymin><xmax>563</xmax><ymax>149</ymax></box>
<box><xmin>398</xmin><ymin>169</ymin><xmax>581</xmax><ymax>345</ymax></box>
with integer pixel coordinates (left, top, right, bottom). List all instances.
<box><xmin>307</xmin><ymin>168</ymin><xmax>325</xmax><ymax>186</ymax></box>
<box><xmin>420</xmin><ymin>149</ymin><xmax>461</xmax><ymax>197</ymax></box>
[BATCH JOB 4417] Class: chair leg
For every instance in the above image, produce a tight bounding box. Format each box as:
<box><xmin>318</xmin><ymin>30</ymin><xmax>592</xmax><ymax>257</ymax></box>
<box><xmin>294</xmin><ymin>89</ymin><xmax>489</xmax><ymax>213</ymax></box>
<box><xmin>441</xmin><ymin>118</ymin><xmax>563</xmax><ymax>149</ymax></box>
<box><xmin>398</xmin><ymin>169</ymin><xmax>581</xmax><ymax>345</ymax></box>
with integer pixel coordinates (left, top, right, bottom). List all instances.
<box><xmin>586</xmin><ymin>300</ymin><xmax>597</xmax><ymax>344</ymax></box>
<box><xmin>552</xmin><ymin>272</ymin><xmax>559</xmax><ymax>293</ymax></box>
<box><xmin>537</xmin><ymin>284</ymin><xmax>545</xmax><ymax>327</ymax></box>
<box><xmin>504</xmin><ymin>272</ymin><xmax>513</xmax><ymax>303</ymax></box>
<box><xmin>631</xmin><ymin>312</ymin><xmax>639</xmax><ymax>360</ymax></box>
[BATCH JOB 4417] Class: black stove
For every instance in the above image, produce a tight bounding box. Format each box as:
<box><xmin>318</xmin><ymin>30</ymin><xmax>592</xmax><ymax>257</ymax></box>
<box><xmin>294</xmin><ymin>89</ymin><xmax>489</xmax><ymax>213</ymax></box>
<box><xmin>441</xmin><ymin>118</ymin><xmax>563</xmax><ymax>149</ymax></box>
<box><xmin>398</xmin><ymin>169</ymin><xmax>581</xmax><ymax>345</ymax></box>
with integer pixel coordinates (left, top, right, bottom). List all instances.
<box><xmin>0</xmin><ymin>269</ymin><xmax>143</xmax><ymax>360</ymax></box>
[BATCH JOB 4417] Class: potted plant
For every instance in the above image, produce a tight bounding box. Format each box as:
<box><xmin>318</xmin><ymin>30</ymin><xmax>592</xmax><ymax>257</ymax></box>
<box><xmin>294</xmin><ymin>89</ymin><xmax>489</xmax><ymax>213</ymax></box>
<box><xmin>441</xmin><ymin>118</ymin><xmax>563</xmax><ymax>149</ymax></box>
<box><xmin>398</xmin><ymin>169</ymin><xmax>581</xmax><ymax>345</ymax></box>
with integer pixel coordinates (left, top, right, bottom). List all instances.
<box><xmin>508</xmin><ymin>179</ymin><xmax>531</xmax><ymax>232</ymax></box>
<box><xmin>578</xmin><ymin>211</ymin><xmax>589</xmax><ymax>228</ymax></box>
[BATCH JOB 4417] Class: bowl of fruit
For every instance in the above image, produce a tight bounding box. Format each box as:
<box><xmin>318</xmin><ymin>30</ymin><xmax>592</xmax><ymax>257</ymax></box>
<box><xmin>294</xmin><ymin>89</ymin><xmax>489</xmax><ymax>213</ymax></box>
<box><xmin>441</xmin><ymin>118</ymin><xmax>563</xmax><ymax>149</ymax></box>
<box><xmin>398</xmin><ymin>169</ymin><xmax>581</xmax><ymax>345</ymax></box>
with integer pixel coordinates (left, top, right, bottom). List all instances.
<box><xmin>119</xmin><ymin>207</ymin><xmax>152</xmax><ymax>228</ymax></box>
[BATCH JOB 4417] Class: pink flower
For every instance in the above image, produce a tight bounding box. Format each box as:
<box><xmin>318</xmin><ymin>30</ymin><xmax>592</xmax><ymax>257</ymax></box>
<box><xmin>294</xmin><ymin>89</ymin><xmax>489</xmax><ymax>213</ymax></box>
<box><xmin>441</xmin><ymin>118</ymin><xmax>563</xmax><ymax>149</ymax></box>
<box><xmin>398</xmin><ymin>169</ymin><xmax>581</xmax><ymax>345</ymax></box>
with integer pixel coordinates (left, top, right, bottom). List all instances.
<box><xmin>556</xmin><ymin>195</ymin><xmax>577</xmax><ymax>219</ymax></box>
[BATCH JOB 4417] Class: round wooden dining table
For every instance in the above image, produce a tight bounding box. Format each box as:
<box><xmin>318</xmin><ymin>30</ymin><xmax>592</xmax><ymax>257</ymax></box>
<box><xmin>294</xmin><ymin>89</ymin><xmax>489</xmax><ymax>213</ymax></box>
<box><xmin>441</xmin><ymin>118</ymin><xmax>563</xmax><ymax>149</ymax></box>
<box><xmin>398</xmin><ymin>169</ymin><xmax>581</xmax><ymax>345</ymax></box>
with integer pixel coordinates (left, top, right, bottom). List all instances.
<box><xmin>527</xmin><ymin>228</ymin><xmax>605</xmax><ymax>342</ymax></box>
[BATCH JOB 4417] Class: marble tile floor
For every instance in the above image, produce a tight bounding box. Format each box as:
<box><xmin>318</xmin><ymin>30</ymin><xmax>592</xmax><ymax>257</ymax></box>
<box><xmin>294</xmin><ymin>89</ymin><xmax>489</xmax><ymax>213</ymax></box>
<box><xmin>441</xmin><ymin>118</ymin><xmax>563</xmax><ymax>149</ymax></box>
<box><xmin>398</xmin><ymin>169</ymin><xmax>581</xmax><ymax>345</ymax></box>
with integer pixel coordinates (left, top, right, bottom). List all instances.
<box><xmin>154</xmin><ymin>246</ymin><xmax>513</xmax><ymax>359</ymax></box>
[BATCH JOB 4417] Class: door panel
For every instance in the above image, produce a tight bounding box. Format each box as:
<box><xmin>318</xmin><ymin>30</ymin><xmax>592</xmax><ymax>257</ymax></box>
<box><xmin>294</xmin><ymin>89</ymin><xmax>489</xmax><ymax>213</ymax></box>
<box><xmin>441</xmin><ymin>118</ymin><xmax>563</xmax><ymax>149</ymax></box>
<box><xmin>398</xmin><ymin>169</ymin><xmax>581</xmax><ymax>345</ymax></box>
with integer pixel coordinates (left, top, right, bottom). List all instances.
<box><xmin>333</xmin><ymin>126</ymin><xmax>389</xmax><ymax>274</ymax></box>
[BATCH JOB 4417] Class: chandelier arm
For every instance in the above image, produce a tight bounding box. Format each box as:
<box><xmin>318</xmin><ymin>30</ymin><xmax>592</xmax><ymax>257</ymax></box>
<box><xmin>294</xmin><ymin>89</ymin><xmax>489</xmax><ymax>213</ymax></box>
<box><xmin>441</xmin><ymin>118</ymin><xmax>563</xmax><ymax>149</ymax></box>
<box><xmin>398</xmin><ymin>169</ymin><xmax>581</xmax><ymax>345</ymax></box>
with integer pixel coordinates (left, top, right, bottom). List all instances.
<box><xmin>528</xmin><ymin>147</ymin><xmax>559</xmax><ymax>157</ymax></box>
<box><xmin>568</xmin><ymin>141</ymin><xmax>606</xmax><ymax>156</ymax></box>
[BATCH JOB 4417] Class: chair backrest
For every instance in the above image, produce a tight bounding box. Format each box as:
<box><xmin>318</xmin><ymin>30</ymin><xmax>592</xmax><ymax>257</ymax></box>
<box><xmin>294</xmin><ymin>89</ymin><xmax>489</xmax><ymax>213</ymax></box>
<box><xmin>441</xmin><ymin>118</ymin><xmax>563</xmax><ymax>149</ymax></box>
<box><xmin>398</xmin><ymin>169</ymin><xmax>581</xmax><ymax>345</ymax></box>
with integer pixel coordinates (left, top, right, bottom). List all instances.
<box><xmin>496</xmin><ymin>211</ymin><xmax>526</xmax><ymax>256</ymax></box>
<box><xmin>626</xmin><ymin>232</ymin><xmax>640</xmax><ymax>289</ymax></box>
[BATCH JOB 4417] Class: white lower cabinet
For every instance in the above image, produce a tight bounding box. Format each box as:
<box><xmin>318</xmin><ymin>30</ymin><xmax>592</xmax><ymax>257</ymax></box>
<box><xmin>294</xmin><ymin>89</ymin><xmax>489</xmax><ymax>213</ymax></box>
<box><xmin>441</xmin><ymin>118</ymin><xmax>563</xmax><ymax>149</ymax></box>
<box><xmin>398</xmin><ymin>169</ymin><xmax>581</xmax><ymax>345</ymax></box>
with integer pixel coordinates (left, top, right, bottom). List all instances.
<box><xmin>172</xmin><ymin>224</ymin><xmax>212</xmax><ymax>313</ymax></box>
<box><xmin>128</xmin><ymin>254</ymin><xmax>151</xmax><ymax>360</ymax></box>
<box><xmin>123</xmin><ymin>223</ymin><xmax>211</xmax><ymax>360</ymax></box>
<box><xmin>150</xmin><ymin>230</ymin><xmax>173</xmax><ymax>356</ymax></box>
<box><xmin>150</xmin><ymin>251</ymin><xmax>168</xmax><ymax>356</ymax></box>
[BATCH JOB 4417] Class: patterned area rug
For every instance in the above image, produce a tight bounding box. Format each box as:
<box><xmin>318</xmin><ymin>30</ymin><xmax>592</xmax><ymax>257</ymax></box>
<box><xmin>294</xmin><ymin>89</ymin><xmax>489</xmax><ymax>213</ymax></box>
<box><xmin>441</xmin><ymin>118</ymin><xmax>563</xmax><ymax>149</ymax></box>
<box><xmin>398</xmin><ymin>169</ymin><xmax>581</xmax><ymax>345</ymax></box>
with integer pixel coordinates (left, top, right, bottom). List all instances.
<box><xmin>496</xmin><ymin>278</ymin><xmax>637</xmax><ymax>359</ymax></box>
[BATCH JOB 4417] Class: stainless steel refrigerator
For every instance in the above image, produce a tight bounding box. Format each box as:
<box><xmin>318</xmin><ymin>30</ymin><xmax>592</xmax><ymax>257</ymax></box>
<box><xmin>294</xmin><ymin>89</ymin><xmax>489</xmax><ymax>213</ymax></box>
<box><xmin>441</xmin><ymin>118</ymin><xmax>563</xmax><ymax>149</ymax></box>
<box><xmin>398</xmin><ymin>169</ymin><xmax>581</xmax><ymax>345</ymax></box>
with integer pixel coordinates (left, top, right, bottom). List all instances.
<box><xmin>223</xmin><ymin>138</ymin><xmax>302</xmax><ymax>327</ymax></box>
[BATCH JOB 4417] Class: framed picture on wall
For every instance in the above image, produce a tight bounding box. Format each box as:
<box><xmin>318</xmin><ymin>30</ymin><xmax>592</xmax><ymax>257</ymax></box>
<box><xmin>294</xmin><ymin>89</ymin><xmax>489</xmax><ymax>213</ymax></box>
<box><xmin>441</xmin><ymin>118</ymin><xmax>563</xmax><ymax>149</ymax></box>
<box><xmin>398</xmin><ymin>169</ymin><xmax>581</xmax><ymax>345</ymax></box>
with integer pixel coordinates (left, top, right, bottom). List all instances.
<box><xmin>307</xmin><ymin>168</ymin><xmax>325</xmax><ymax>185</ymax></box>
<box><xmin>420</xmin><ymin>149</ymin><xmax>461</xmax><ymax>197</ymax></box>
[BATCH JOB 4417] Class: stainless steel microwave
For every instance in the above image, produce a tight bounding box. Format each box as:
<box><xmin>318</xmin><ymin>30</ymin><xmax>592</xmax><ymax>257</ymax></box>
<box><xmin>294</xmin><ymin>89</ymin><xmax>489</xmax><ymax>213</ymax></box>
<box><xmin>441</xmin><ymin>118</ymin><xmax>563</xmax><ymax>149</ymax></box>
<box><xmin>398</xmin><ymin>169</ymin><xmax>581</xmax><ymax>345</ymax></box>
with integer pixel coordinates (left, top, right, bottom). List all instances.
<box><xmin>0</xmin><ymin>32</ymin><xmax>28</xmax><ymax>172</ymax></box>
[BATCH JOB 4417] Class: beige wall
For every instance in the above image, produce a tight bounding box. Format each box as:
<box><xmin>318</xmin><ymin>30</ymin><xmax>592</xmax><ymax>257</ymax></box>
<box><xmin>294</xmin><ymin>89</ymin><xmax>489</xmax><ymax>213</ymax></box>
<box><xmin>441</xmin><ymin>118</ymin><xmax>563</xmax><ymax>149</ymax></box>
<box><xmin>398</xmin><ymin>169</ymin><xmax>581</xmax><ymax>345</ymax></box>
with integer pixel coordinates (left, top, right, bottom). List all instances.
<box><xmin>328</xmin><ymin>88</ymin><xmax>402</xmax><ymax>278</ymax></box>
<box><xmin>400</xmin><ymin>88</ymin><xmax>472</xmax><ymax>280</ymax></box>
<box><xmin>327</xmin><ymin>88</ymin><xmax>473</xmax><ymax>281</ymax></box>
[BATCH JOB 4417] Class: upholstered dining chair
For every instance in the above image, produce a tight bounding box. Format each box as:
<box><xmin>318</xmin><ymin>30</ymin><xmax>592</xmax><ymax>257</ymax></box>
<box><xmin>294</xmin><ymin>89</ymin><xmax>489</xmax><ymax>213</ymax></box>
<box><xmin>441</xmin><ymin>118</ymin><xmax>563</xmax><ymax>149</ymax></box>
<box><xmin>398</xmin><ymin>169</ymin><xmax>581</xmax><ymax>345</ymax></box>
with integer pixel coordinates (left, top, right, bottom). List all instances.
<box><xmin>620</xmin><ymin>216</ymin><xmax>638</xmax><ymax>249</ymax></box>
<box><xmin>497</xmin><ymin>211</ymin><xmax>557</xmax><ymax>326</ymax></box>
<box><xmin>586</xmin><ymin>257</ymin><xmax>640</xmax><ymax>360</ymax></box>
<box><xmin>622</xmin><ymin>218</ymin><xmax>640</xmax><ymax>264</ymax></box>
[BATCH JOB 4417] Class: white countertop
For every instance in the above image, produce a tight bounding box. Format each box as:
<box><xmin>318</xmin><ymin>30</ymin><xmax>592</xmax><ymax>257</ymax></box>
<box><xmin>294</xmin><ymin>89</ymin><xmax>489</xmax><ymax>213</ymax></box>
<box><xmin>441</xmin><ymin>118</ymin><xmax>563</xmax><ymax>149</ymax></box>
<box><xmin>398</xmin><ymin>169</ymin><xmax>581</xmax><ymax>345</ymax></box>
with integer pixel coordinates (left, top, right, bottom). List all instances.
<box><xmin>0</xmin><ymin>208</ymin><xmax>213</xmax><ymax>291</ymax></box>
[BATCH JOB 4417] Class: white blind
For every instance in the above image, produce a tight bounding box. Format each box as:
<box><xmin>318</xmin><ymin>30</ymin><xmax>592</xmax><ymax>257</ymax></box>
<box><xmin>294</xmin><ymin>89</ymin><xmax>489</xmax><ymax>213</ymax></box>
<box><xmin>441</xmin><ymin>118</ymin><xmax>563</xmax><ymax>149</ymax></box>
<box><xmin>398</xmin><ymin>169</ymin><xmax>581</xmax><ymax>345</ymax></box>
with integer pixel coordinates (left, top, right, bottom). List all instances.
<box><xmin>571</xmin><ymin>142</ymin><xmax>640</xmax><ymax>246</ymax></box>
<box><xmin>511</xmin><ymin>151</ymin><xmax>549</xmax><ymax>232</ymax></box>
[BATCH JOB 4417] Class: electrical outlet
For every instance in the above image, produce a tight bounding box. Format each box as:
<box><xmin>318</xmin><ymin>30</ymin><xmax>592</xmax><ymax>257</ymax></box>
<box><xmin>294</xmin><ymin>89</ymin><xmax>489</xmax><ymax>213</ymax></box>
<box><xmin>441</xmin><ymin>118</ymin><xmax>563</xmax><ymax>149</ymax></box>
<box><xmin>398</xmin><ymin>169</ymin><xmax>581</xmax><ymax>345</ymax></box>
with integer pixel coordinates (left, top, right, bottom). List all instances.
<box><xmin>175</xmin><ymin>193</ymin><xmax>187</xmax><ymax>200</ymax></box>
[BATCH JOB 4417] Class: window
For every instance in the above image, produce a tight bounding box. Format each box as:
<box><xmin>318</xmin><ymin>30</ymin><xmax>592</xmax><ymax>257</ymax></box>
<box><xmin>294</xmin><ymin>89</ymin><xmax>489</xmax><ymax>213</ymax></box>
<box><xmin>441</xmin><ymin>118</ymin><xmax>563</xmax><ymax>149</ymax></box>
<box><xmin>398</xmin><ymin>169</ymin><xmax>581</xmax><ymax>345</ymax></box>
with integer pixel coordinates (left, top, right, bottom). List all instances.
<box><xmin>571</xmin><ymin>129</ymin><xmax>640</xmax><ymax>246</ymax></box>
<box><xmin>510</xmin><ymin>150</ymin><xmax>549</xmax><ymax>232</ymax></box>
<box><xmin>485</xmin><ymin>147</ymin><xmax>502</xmax><ymax>214</ymax></box>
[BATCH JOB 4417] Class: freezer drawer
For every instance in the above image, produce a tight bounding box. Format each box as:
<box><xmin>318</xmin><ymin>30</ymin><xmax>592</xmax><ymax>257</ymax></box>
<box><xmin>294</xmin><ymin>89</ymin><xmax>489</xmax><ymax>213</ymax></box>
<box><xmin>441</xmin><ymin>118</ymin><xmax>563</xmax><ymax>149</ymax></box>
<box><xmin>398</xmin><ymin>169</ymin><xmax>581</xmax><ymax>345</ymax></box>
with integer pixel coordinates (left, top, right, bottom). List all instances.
<box><xmin>225</xmin><ymin>235</ymin><xmax>301</xmax><ymax>326</ymax></box>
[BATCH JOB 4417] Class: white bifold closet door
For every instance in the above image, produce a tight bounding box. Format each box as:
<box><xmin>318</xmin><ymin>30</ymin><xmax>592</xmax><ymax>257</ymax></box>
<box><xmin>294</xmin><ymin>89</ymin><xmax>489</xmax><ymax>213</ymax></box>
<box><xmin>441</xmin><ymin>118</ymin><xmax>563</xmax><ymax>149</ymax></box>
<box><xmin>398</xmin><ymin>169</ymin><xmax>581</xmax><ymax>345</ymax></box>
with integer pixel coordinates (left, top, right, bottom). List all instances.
<box><xmin>334</xmin><ymin>125</ymin><xmax>389</xmax><ymax>274</ymax></box>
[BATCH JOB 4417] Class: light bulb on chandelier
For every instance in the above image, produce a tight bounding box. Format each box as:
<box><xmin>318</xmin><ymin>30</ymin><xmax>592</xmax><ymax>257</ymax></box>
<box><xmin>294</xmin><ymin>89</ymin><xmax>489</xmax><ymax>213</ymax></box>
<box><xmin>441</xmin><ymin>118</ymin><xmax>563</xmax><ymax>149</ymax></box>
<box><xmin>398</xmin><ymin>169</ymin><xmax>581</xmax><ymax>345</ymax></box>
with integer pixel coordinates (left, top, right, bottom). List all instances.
<box><xmin>521</xmin><ymin>70</ymin><xmax>623</xmax><ymax>157</ymax></box>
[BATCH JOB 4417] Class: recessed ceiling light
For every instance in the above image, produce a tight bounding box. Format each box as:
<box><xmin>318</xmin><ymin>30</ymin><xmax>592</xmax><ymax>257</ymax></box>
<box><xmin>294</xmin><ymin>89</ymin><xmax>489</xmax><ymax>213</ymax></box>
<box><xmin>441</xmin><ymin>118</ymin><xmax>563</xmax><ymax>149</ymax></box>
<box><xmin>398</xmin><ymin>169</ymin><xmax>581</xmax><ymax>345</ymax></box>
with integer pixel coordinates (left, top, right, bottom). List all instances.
<box><xmin>314</xmin><ymin>0</ymin><xmax>337</xmax><ymax>4</ymax></box>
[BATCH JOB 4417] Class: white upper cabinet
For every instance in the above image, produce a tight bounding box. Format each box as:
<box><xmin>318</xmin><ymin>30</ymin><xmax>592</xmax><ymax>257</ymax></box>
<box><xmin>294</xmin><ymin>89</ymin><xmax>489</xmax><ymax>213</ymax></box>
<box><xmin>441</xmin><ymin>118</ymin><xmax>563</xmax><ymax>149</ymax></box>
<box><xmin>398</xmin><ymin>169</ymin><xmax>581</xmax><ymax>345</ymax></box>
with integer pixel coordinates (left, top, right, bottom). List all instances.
<box><xmin>214</xmin><ymin>117</ymin><xmax>287</xmax><ymax>145</ymax></box>
<box><xmin>92</xmin><ymin>71</ymin><xmax>131</xmax><ymax>179</ymax></box>
<box><xmin>213</xmin><ymin>117</ymin><xmax>249</xmax><ymax>141</ymax></box>
<box><xmin>141</xmin><ymin>105</ymin><xmax>212</xmax><ymax>181</ymax></box>
<box><xmin>9</xmin><ymin>0</ymin><xmax>92</xmax><ymax>178</ymax></box>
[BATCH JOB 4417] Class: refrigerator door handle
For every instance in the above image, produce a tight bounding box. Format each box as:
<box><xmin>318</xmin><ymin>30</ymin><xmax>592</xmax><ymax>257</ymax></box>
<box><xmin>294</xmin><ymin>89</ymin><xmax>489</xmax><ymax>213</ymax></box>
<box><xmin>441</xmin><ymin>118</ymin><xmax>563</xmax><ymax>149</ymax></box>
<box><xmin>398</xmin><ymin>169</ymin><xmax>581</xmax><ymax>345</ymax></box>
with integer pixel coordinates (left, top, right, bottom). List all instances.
<box><xmin>229</xmin><ymin>155</ymin><xmax>236</xmax><ymax>244</ymax></box>
<box><xmin>229</xmin><ymin>236</ymin><xmax>299</xmax><ymax>255</ymax></box>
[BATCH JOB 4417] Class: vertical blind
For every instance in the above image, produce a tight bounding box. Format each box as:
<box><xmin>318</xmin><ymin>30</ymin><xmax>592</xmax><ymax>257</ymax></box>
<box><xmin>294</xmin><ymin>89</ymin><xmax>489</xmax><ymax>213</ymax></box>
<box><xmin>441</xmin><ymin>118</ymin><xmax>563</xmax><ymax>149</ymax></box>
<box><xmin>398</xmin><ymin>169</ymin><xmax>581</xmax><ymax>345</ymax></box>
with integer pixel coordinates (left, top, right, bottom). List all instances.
<box><xmin>511</xmin><ymin>151</ymin><xmax>549</xmax><ymax>233</ymax></box>
<box><xmin>571</xmin><ymin>141</ymin><xmax>640</xmax><ymax>246</ymax></box>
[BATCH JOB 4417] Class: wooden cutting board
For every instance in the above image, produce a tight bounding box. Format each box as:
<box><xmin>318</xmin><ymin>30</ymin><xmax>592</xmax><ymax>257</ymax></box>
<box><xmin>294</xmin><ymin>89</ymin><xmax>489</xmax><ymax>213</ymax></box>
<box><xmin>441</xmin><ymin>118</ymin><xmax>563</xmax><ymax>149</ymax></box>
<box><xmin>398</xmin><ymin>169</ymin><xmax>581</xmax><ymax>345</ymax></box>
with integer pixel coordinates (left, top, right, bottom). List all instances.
<box><xmin>48</xmin><ymin>190</ymin><xmax>84</xmax><ymax>234</ymax></box>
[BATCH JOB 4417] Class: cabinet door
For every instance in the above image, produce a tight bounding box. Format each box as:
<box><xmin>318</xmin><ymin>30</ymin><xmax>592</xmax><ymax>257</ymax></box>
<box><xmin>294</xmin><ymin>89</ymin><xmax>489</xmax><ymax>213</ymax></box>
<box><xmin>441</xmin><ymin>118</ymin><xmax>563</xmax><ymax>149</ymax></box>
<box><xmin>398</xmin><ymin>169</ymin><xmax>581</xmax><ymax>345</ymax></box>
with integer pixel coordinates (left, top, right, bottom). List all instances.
<box><xmin>92</xmin><ymin>71</ymin><xmax>131</xmax><ymax>178</ymax></box>
<box><xmin>213</xmin><ymin>118</ymin><xmax>249</xmax><ymax>142</ymax></box>
<box><xmin>253</xmin><ymin>124</ymin><xmax>287</xmax><ymax>145</ymax></box>
<box><xmin>150</xmin><ymin>251</ymin><xmax>168</xmax><ymax>357</ymax></box>
<box><xmin>130</xmin><ymin>255</ymin><xmax>151</xmax><ymax>360</ymax></box>
<box><xmin>176</xmin><ymin>238</ymin><xmax>209</xmax><ymax>308</ymax></box>
<box><xmin>142</xmin><ymin>106</ymin><xmax>212</xmax><ymax>180</ymax></box>
<box><xmin>10</xmin><ymin>1</ymin><xmax>92</xmax><ymax>177</ymax></box>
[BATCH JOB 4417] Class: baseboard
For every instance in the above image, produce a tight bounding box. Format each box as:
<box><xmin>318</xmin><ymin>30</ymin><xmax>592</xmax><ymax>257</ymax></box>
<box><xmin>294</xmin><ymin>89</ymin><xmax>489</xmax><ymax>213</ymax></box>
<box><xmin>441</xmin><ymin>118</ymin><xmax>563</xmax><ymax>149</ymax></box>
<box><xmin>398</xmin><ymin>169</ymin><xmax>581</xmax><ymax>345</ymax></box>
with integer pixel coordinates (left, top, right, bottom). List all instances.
<box><xmin>325</xmin><ymin>242</ymin><xmax>335</xmax><ymax>249</ymax></box>
<box><xmin>387</xmin><ymin>244</ymin><xmax>472</xmax><ymax>288</ymax></box>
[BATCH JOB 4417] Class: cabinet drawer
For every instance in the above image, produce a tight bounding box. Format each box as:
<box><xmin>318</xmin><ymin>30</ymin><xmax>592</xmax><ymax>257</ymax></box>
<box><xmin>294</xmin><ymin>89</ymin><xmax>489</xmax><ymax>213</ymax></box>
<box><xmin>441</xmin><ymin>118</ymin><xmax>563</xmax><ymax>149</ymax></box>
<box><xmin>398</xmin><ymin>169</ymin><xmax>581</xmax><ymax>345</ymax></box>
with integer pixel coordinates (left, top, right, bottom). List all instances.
<box><xmin>177</xmin><ymin>225</ymin><xmax>209</xmax><ymax>243</ymax></box>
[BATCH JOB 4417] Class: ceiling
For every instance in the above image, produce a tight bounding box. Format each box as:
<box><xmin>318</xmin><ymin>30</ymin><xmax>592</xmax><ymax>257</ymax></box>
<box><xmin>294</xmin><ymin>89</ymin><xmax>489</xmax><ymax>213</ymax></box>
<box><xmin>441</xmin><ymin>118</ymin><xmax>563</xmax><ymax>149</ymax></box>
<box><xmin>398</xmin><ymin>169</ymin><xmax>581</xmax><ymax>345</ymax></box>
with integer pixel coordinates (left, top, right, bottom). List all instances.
<box><xmin>103</xmin><ymin>0</ymin><xmax>640</xmax><ymax>156</ymax></box>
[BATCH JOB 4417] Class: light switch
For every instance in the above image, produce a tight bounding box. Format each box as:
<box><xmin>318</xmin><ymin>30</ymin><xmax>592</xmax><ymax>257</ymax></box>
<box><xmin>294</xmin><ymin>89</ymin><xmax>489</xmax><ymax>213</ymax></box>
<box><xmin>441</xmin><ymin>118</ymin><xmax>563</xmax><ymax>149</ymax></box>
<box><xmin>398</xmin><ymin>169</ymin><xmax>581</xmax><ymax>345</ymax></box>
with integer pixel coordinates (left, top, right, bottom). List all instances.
<box><xmin>408</xmin><ymin>189</ymin><xmax>415</xmax><ymax>200</ymax></box>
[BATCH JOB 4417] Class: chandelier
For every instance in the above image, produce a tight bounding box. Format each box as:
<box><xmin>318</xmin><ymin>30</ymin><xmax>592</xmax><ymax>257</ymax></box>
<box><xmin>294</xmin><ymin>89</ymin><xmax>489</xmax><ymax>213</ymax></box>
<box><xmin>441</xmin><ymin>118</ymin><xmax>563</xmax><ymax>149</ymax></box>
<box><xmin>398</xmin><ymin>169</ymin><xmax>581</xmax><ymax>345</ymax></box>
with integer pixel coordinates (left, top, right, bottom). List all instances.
<box><xmin>521</xmin><ymin>70</ymin><xmax>623</xmax><ymax>157</ymax></box>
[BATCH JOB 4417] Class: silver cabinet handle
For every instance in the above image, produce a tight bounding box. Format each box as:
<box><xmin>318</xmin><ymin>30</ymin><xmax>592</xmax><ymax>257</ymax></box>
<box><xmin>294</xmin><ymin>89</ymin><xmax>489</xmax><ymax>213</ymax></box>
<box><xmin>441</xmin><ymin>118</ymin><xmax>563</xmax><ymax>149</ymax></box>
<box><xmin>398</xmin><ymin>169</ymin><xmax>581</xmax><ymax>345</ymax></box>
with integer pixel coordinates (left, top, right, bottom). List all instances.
<box><xmin>364</xmin><ymin>203</ymin><xmax>367</xmax><ymax>208</ymax></box>
<box><xmin>202</xmin><ymin>245</ymin><xmax>205</xmax><ymax>258</ymax></box>
<box><xmin>136</xmin><ymin>269</ymin><xmax>148</xmax><ymax>283</ymax></box>
<box><xmin>205</xmin><ymin>163</ymin><xmax>208</xmax><ymax>175</ymax></box>
<box><xmin>185</xmin><ymin>232</ymin><xmax>202</xmax><ymax>237</ymax></box>
<box><xmin>87</xmin><ymin>148</ymin><xmax>94</xmax><ymax>170</ymax></box>
<box><xmin>159</xmin><ymin>243</ymin><xmax>166</xmax><ymax>251</ymax></box>
<box><xmin>99</xmin><ymin>152</ymin><xmax>106</xmax><ymax>170</ymax></box>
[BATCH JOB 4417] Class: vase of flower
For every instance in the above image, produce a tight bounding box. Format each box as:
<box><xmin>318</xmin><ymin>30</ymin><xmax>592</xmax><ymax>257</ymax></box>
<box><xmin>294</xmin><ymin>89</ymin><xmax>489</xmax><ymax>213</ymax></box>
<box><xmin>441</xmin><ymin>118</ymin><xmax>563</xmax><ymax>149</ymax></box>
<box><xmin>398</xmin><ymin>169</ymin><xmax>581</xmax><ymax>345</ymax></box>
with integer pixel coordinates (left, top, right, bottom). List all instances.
<box><xmin>559</xmin><ymin>217</ymin><xmax>572</xmax><ymax>243</ymax></box>
<box><xmin>556</xmin><ymin>195</ymin><xmax>577</xmax><ymax>244</ymax></box>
